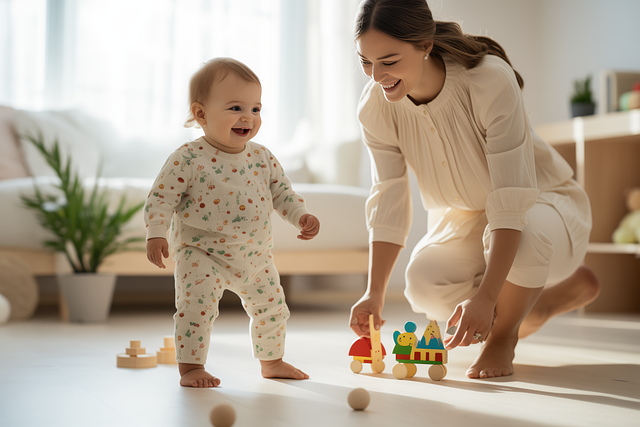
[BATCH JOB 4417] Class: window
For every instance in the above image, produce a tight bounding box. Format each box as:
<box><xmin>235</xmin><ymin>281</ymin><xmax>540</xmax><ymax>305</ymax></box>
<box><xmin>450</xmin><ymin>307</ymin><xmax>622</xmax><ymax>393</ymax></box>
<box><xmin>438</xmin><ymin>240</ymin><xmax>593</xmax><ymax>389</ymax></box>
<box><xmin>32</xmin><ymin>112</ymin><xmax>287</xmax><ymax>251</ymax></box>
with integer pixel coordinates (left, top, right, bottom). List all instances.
<box><xmin>1</xmin><ymin>0</ymin><xmax>362</xmax><ymax>174</ymax></box>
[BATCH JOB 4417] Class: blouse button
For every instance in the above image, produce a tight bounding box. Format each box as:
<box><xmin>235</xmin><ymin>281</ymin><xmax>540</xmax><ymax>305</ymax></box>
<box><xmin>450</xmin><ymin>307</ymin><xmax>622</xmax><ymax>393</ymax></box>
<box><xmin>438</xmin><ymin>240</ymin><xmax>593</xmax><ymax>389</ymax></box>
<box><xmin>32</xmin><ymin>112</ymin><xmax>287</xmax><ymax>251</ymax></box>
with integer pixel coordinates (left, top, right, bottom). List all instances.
<box><xmin>423</xmin><ymin>110</ymin><xmax>428</xmax><ymax>115</ymax></box>
<box><xmin>442</xmin><ymin>161</ymin><xmax>447</xmax><ymax>167</ymax></box>
<box><xmin>431</xmin><ymin>127</ymin><xmax>436</xmax><ymax>133</ymax></box>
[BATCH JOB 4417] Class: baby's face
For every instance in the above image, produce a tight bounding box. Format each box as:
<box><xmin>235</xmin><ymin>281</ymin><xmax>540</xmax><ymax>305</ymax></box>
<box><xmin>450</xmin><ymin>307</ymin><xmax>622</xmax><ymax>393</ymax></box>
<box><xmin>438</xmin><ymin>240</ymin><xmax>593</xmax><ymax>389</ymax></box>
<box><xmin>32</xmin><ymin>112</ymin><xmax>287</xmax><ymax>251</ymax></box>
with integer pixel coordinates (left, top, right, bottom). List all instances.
<box><xmin>200</xmin><ymin>73</ymin><xmax>262</xmax><ymax>153</ymax></box>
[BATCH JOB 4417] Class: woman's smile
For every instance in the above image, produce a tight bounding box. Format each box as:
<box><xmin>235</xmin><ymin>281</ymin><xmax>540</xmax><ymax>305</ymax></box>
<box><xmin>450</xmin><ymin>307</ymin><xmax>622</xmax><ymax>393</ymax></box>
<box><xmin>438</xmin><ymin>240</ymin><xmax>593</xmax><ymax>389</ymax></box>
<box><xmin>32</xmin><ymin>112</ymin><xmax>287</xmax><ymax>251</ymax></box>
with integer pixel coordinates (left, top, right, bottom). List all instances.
<box><xmin>381</xmin><ymin>79</ymin><xmax>401</xmax><ymax>93</ymax></box>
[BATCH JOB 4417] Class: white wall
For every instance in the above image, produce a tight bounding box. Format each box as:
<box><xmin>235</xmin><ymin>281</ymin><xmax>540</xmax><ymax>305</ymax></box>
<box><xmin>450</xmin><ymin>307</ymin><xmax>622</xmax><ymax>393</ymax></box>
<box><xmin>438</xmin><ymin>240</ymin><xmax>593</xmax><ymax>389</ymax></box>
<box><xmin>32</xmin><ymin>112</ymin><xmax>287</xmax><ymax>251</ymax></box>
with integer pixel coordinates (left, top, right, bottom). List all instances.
<box><xmin>433</xmin><ymin>0</ymin><xmax>640</xmax><ymax>128</ymax></box>
<box><xmin>535</xmin><ymin>0</ymin><xmax>640</xmax><ymax>121</ymax></box>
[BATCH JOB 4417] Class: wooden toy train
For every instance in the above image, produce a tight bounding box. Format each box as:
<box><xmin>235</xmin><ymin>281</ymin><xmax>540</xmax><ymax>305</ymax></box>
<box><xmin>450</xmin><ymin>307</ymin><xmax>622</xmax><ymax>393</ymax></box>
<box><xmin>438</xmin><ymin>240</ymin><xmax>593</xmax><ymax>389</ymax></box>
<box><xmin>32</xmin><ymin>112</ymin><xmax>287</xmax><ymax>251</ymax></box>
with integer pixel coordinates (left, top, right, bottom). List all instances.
<box><xmin>349</xmin><ymin>318</ymin><xmax>448</xmax><ymax>381</ymax></box>
<box><xmin>349</xmin><ymin>314</ymin><xmax>387</xmax><ymax>374</ymax></box>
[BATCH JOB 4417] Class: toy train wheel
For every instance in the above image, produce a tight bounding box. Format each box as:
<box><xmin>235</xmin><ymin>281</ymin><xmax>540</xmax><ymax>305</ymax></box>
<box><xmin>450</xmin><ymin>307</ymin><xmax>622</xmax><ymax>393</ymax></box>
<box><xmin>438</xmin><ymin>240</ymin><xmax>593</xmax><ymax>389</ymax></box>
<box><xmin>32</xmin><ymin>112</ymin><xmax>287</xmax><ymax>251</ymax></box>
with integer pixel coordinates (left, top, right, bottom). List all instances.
<box><xmin>350</xmin><ymin>360</ymin><xmax>363</xmax><ymax>374</ymax></box>
<box><xmin>406</xmin><ymin>364</ymin><xmax>417</xmax><ymax>378</ymax></box>
<box><xmin>392</xmin><ymin>363</ymin><xmax>408</xmax><ymax>379</ymax></box>
<box><xmin>372</xmin><ymin>360</ymin><xmax>385</xmax><ymax>374</ymax></box>
<box><xmin>428</xmin><ymin>364</ymin><xmax>447</xmax><ymax>381</ymax></box>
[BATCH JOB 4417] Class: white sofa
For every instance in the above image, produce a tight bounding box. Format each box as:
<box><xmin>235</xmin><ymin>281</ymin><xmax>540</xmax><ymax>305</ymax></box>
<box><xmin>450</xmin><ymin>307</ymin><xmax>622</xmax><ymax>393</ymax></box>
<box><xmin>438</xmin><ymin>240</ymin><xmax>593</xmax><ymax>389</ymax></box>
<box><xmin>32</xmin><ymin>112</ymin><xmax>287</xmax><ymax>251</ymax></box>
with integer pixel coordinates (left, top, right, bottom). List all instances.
<box><xmin>0</xmin><ymin>106</ymin><xmax>370</xmax><ymax>296</ymax></box>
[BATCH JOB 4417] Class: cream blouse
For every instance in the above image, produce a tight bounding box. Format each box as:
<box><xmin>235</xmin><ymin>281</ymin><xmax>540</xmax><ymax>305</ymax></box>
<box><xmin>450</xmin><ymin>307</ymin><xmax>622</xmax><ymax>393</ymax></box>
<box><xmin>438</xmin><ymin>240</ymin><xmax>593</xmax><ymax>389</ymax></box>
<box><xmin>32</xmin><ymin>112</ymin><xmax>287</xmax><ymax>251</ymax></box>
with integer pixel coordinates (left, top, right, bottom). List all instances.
<box><xmin>357</xmin><ymin>55</ymin><xmax>591</xmax><ymax>255</ymax></box>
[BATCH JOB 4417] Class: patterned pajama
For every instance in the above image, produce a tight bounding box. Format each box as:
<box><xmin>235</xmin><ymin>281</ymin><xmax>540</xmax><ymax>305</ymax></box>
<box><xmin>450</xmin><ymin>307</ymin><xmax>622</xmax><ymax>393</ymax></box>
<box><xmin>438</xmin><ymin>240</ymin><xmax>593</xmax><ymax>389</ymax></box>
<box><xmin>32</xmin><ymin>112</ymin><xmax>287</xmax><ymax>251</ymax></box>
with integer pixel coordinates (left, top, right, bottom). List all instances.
<box><xmin>144</xmin><ymin>137</ymin><xmax>309</xmax><ymax>364</ymax></box>
<box><xmin>173</xmin><ymin>246</ymin><xmax>289</xmax><ymax>363</ymax></box>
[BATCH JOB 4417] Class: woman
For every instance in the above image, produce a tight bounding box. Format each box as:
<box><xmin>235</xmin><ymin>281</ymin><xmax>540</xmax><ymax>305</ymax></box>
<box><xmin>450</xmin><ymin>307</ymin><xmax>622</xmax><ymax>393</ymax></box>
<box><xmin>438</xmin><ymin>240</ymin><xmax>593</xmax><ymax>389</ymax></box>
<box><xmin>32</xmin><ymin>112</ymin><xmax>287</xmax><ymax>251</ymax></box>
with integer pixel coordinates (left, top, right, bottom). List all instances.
<box><xmin>349</xmin><ymin>0</ymin><xmax>600</xmax><ymax>379</ymax></box>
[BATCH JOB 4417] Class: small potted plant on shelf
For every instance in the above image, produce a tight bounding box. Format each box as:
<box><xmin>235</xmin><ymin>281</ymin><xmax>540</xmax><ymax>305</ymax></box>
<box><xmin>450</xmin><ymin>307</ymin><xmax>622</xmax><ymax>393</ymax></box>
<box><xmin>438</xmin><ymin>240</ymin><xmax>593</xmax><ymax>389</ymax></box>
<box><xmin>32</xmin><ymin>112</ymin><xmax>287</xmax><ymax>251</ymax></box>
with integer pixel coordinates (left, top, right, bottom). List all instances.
<box><xmin>21</xmin><ymin>133</ymin><xmax>145</xmax><ymax>322</ymax></box>
<box><xmin>570</xmin><ymin>74</ymin><xmax>596</xmax><ymax>118</ymax></box>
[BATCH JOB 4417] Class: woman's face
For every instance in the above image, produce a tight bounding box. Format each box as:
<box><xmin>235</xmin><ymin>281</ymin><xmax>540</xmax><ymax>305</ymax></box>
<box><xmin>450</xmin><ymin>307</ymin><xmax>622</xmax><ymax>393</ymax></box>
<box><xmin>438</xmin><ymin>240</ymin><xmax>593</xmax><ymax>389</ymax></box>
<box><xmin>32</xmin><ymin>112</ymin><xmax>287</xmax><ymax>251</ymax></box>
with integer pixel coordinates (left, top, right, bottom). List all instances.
<box><xmin>356</xmin><ymin>28</ymin><xmax>430</xmax><ymax>103</ymax></box>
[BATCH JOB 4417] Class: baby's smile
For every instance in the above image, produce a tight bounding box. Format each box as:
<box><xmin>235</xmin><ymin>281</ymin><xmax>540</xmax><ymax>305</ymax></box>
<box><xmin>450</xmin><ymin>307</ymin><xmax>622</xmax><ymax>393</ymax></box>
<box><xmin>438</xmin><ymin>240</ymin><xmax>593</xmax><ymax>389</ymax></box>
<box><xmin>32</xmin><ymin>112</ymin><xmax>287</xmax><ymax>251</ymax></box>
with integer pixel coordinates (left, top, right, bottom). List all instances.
<box><xmin>232</xmin><ymin>127</ymin><xmax>250</xmax><ymax>136</ymax></box>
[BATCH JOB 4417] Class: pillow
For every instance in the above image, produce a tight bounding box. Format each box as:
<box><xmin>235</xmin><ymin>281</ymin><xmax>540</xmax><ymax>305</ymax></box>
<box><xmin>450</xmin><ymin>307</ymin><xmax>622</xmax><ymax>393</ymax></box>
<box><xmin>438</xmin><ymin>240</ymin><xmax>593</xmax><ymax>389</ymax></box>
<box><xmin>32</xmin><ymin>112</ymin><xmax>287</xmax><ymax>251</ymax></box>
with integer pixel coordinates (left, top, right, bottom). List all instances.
<box><xmin>13</xmin><ymin>109</ymin><xmax>103</xmax><ymax>179</ymax></box>
<box><xmin>0</xmin><ymin>106</ymin><xmax>30</xmax><ymax>181</ymax></box>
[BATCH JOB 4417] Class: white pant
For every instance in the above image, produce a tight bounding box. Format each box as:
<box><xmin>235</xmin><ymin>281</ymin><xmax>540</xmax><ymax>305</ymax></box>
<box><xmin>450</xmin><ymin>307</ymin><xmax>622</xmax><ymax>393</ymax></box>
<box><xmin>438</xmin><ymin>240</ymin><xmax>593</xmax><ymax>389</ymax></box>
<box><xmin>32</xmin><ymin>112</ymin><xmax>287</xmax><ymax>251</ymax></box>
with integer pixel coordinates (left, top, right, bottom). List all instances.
<box><xmin>173</xmin><ymin>247</ymin><xmax>289</xmax><ymax>363</ymax></box>
<box><xmin>405</xmin><ymin>204</ymin><xmax>587</xmax><ymax>321</ymax></box>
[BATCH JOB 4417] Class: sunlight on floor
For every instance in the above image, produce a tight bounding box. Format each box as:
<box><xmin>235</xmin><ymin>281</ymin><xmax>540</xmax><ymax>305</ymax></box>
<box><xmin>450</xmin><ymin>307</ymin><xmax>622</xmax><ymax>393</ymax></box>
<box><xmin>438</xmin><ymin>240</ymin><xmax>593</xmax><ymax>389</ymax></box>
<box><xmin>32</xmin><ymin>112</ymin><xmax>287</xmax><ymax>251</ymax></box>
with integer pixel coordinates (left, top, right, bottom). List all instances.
<box><xmin>1</xmin><ymin>301</ymin><xmax>639</xmax><ymax>427</ymax></box>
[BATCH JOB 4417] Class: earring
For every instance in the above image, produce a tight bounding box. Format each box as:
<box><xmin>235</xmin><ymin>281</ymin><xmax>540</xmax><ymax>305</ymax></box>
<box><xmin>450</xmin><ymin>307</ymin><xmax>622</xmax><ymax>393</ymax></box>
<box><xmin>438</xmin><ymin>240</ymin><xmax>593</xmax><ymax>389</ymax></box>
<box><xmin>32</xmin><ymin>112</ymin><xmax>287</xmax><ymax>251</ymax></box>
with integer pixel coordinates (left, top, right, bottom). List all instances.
<box><xmin>424</xmin><ymin>53</ymin><xmax>429</xmax><ymax>60</ymax></box>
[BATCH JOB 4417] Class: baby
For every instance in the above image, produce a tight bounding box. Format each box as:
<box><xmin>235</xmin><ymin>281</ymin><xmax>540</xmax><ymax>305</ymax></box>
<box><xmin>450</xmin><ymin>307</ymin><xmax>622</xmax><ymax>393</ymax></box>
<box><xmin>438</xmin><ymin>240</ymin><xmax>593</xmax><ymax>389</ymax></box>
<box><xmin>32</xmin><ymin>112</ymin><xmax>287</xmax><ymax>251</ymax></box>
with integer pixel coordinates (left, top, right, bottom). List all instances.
<box><xmin>144</xmin><ymin>57</ymin><xmax>320</xmax><ymax>388</ymax></box>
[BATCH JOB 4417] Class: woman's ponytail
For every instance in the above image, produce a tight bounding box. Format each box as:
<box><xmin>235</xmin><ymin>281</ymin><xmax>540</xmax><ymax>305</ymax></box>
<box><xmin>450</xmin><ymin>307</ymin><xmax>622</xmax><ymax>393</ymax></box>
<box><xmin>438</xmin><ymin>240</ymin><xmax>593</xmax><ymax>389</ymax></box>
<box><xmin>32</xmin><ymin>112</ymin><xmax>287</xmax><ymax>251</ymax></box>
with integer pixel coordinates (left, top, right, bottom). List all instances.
<box><xmin>432</xmin><ymin>20</ymin><xmax>524</xmax><ymax>89</ymax></box>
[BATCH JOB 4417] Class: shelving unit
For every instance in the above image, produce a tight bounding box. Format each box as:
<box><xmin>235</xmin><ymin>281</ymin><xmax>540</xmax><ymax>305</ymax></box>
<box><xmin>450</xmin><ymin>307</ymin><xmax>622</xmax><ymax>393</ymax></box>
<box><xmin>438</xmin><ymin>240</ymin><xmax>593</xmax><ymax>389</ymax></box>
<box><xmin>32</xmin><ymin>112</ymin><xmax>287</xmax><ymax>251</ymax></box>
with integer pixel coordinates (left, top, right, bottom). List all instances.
<box><xmin>588</xmin><ymin>243</ymin><xmax>640</xmax><ymax>256</ymax></box>
<box><xmin>536</xmin><ymin>110</ymin><xmax>640</xmax><ymax>312</ymax></box>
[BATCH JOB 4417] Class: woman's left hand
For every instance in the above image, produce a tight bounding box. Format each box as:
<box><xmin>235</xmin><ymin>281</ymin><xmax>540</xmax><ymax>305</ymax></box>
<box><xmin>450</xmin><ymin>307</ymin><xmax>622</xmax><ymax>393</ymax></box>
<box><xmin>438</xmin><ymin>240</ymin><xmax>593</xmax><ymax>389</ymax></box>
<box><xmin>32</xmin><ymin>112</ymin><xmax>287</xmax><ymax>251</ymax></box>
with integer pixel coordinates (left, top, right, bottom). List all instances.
<box><xmin>444</xmin><ymin>295</ymin><xmax>496</xmax><ymax>350</ymax></box>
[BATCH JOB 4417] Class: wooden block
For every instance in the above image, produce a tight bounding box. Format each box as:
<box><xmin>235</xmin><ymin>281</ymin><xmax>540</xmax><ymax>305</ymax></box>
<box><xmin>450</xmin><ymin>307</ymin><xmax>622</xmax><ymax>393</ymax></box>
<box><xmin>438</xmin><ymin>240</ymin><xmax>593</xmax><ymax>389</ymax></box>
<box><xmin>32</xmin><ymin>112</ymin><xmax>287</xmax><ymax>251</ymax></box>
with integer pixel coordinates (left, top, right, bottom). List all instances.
<box><xmin>117</xmin><ymin>353</ymin><xmax>157</xmax><ymax>368</ymax></box>
<box><xmin>369</xmin><ymin>314</ymin><xmax>385</xmax><ymax>373</ymax></box>
<box><xmin>157</xmin><ymin>335</ymin><xmax>177</xmax><ymax>364</ymax></box>
<box><xmin>163</xmin><ymin>336</ymin><xmax>174</xmax><ymax>349</ymax></box>
<box><xmin>126</xmin><ymin>347</ymin><xmax>146</xmax><ymax>356</ymax></box>
<box><xmin>117</xmin><ymin>340</ymin><xmax>157</xmax><ymax>368</ymax></box>
<box><xmin>157</xmin><ymin>349</ymin><xmax>177</xmax><ymax>364</ymax></box>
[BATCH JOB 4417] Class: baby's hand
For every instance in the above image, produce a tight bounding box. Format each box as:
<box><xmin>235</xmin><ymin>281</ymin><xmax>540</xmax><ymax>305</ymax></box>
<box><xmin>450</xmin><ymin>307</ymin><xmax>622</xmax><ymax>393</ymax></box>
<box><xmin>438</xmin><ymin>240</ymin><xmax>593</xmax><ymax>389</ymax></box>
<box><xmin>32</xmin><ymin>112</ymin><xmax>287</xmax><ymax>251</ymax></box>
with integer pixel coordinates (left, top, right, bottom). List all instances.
<box><xmin>146</xmin><ymin>238</ymin><xmax>169</xmax><ymax>269</ymax></box>
<box><xmin>297</xmin><ymin>214</ymin><xmax>320</xmax><ymax>241</ymax></box>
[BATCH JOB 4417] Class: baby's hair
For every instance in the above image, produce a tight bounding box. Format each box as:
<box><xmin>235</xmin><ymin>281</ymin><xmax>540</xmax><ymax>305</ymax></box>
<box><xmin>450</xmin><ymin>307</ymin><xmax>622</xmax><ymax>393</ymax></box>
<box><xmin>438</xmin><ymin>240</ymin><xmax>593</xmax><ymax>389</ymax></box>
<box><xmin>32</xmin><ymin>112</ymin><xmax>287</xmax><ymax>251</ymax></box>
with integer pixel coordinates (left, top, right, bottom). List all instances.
<box><xmin>184</xmin><ymin>57</ymin><xmax>261</xmax><ymax>128</ymax></box>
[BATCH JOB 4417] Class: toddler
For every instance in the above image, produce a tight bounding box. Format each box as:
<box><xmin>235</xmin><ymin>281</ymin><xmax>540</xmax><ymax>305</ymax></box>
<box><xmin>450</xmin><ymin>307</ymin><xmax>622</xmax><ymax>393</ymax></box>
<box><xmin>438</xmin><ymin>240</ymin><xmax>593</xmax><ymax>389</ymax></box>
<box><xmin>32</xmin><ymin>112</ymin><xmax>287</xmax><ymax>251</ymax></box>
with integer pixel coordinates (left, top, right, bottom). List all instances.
<box><xmin>144</xmin><ymin>58</ymin><xmax>320</xmax><ymax>388</ymax></box>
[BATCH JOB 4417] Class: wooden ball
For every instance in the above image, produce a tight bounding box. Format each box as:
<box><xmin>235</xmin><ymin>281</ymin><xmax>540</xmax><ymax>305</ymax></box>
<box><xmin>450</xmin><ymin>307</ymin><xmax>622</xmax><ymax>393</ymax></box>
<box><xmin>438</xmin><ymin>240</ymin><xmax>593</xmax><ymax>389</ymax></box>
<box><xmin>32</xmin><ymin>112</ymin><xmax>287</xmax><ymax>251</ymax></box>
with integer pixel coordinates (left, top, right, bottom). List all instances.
<box><xmin>210</xmin><ymin>404</ymin><xmax>236</xmax><ymax>427</ymax></box>
<box><xmin>348</xmin><ymin>388</ymin><xmax>370</xmax><ymax>411</ymax></box>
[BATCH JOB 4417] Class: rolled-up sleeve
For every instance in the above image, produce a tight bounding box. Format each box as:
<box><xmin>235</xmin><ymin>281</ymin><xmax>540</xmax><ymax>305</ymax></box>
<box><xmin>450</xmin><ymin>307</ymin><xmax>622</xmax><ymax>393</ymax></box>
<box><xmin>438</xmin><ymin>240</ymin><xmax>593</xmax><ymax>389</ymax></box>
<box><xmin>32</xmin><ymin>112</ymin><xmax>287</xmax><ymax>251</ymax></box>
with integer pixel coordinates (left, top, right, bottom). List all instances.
<box><xmin>359</xmin><ymin>85</ymin><xmax>412</xmax><ymax>247</ymax></box>
<box><xmin>471</xmin><ymin>59</ymin><xmax>539</xmax><ymax>232</ymax></box>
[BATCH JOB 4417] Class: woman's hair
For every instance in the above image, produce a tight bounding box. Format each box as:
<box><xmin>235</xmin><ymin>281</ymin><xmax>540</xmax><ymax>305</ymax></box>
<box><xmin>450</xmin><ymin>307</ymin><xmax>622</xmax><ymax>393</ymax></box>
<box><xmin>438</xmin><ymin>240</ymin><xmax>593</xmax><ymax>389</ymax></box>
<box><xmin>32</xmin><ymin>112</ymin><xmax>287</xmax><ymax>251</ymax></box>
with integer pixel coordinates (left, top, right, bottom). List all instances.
<box><xmin>184</xmin><ymin>57</ymin><xmax>261</xmax><ymax>128</ymax></box>
<box><xmin>354</xmin><ymin>0</ymin><xmax>524</xmax><ymax>89</ymax></box>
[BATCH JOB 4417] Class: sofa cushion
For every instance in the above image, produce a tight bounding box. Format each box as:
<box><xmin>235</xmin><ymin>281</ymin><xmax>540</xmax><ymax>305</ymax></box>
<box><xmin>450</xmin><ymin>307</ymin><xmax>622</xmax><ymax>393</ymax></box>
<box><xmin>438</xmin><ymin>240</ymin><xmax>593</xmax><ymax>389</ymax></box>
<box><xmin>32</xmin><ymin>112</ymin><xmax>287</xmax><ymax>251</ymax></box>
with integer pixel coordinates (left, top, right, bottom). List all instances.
<box><xmin>13</xmin><ymin>109</ymin><xmax>104</xmax><ymax>180</ymax></box>
<box><xmin>0</xmin><ymin>179</ymin><xmax>369</xmax><ymax>252</ymax></box>
<box><xmin>0</xmin><ymin>106</ymin><xmax>30</xmax><ymax>181</ymax></box>
<box><xmin>270</xmin><ymin>183</ymin><xmax>369</xmax><ymax>251</ymax></box>
<box><xmin>0</xmin><ymin>176</ymin><xmax>152</xmax><ymax>250</ymax></box>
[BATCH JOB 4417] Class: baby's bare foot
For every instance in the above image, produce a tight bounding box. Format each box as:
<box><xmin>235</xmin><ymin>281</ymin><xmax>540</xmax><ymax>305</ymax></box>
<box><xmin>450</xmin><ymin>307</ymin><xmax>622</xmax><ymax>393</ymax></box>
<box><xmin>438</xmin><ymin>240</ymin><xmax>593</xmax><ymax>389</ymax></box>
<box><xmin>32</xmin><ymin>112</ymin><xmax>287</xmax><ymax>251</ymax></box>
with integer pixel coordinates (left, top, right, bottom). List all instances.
<box><xmin>260</xmin><ymin>359</ymin><xmax>309</xmax><ymax>380</ymax></box>
<box><xmin>466</xmin><ymin>337</ymin><xmax>516</xmax><ymax>379</ymax></box>
<box><xmin>179</xmin><ymin>363</ymin><xmax>220</xmax><ymax>388</ymax></box>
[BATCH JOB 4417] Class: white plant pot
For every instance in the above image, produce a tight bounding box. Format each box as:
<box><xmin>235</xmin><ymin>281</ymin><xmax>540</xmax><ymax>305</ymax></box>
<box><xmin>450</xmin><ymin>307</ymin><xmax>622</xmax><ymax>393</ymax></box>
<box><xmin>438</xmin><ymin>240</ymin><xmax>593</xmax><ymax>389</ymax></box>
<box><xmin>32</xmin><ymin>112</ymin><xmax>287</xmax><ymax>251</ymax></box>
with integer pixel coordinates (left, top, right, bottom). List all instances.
<box><xmin>57</xmin><ymin>273</ymin><xmax>117</xmax><ymax>323</ymax></box>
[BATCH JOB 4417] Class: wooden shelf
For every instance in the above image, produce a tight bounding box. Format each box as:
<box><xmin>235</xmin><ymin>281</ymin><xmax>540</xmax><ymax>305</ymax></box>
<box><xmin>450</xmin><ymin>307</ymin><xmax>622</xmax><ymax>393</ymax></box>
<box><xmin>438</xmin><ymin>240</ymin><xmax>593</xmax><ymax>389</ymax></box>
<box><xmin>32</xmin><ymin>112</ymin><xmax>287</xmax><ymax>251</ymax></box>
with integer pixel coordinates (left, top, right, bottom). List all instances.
<box><xmin>536</xmin><ymin>111</ymin><xmax>640</xmax><ymax>313</ymax></box>
<box><xmin>537</xmin><ymin>110</ymin><xmax>640</xmax><ymax>146</ymax></box>
<box><xmin>536</xmin><ymin>110</ymin><xmax>640</xmax><ymax>189</ymax></box>
<box><xmin>588</xmin><ymin>243</ymin><xmax>640</xmax><ymax>256</ymax></box>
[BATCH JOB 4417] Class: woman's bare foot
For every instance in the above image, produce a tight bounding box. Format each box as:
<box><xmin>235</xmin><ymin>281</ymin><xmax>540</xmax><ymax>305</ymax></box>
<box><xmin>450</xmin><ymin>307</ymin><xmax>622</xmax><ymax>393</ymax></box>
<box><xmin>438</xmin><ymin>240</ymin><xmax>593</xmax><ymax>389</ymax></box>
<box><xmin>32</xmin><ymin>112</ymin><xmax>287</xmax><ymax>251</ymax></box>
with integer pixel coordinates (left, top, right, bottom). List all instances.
<box><xmin>466</xmin><ymin>336</ymin><xmax>517</xmax><ymax>379</ymax></box>
<box><xmin>260</xmin><ymin>358</ymin><xmax>309</xmax><ymax>380</ymax></box>
<box><xmin>179</xmin><ymin>363</ymin><xmax>220</xmax><ymax>388</ymax></box>
<box><xmin>519</xmin><ymin>266</ymin><xmax>600</xmax><ymax>338</ymax></box>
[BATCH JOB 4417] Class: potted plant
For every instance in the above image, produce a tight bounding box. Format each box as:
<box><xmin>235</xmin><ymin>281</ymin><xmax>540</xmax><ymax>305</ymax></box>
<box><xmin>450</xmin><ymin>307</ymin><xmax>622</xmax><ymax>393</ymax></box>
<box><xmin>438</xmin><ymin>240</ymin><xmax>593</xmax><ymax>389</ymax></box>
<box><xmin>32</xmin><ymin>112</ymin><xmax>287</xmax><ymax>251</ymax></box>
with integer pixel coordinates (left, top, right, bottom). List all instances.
<box><xmin>571</xmin><ymin>74</ymin><xmax>596</xmax><ymax>117</ymax></box>
<box><xmin>21</xmin><ymin>133</ymin><xmax>145</xmax><ymax>322</ymax></box>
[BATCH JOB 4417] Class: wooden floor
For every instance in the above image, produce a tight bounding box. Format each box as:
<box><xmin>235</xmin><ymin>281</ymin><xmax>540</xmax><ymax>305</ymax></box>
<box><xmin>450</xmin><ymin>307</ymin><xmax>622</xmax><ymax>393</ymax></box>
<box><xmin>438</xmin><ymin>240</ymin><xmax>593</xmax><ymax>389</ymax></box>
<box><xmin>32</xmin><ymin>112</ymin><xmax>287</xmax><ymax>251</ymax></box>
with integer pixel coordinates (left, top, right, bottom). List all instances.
<box><xmin>1</xmin><ymin>298</ymin><xmax>639</xmax><ymax>427</ymax></box>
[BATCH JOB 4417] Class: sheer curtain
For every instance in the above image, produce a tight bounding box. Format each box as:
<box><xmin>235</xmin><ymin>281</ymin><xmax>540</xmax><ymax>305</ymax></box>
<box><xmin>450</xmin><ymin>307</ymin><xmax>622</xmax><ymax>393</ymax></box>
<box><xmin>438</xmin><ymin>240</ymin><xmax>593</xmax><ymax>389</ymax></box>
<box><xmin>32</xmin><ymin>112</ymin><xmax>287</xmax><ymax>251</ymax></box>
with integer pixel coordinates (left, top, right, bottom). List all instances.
<box><xmin>0</xmin><ymin>0</ymin><xmax>363</xmax><ymax>182</ymax></box>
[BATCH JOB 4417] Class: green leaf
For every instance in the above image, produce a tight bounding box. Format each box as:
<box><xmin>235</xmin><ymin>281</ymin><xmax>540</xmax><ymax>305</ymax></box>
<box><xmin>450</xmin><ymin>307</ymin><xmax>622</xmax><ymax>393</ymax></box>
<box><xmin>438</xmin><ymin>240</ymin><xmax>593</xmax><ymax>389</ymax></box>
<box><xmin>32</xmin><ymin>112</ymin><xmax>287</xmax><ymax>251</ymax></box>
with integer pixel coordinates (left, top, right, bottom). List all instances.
<box><xmin>19</xmin><ymin>130</ymin><xmax>146</xmax><ymax>273</ymax></box>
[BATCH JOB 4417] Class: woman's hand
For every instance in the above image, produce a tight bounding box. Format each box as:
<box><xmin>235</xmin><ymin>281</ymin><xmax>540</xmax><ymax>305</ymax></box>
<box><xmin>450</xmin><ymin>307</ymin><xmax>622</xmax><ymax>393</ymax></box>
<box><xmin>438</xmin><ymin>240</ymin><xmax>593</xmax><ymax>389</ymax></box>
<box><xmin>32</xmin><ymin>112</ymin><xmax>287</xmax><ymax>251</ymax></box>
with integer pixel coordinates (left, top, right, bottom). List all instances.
<box><xmin>444</xmin><ymin>229</ymin><xmax>521</xmax><ymax>350</ymax></box>
<box><xmin>349</xmin><ymin>293</ymin><xmax>386</xmax><ymax>338</ymax></box>
<box><xmin>444</xmin><ymin>294</ymin><xmax>496</xmax><ymax>350</ymax></box>
<box><xmin>146</xmin><ymin>238</ymin><xmax>169</xmax><ymax>269</ymax></box>
<box><xmin>298</xmin><ymin>214</ymin><xmax>320</xmax><ymax>240</ymax></box>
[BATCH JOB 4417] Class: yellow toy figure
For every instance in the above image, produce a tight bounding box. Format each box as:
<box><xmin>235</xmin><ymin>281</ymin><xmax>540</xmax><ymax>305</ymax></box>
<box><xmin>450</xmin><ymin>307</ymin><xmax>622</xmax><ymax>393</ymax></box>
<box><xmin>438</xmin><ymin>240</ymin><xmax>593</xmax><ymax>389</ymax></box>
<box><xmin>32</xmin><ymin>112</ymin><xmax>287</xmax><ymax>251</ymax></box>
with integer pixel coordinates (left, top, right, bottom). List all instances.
<box><xmin>392</xmin><ymin>321</ymin><xmax>448</xmax><ymax>381</ymax></box>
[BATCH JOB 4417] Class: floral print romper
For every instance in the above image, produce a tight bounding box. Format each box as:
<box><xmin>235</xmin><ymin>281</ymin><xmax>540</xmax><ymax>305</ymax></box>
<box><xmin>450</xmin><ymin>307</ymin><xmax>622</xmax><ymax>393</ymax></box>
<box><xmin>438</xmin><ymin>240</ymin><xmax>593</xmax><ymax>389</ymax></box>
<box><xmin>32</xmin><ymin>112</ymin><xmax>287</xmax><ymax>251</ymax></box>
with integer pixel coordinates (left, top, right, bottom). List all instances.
<box><xmin>144</xmin><ymin>137</ymin><xmax>310</xmax><ymax>363</ymax></box>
